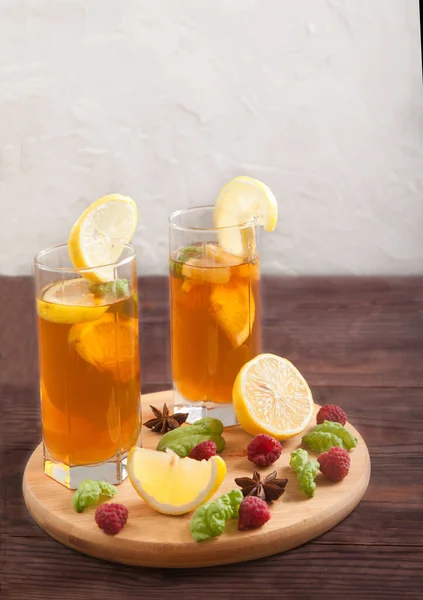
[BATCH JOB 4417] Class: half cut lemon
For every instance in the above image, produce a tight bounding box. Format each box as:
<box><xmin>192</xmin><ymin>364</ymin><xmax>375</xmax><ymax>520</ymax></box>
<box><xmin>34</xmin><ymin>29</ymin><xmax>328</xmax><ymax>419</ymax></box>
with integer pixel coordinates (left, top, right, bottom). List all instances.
<box><xmin>233</xmin><ymin>354</ymin><xmax>313</xmax><ymax>440</ymax></box>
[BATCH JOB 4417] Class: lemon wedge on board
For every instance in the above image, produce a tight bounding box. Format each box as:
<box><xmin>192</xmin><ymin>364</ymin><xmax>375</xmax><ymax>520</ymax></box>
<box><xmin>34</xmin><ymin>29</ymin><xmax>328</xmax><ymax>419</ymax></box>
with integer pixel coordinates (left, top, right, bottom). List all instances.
<box><xmin>127</xmin><ymin>447</ymin><xmax>226</xmax><ymax>515</ymax></box>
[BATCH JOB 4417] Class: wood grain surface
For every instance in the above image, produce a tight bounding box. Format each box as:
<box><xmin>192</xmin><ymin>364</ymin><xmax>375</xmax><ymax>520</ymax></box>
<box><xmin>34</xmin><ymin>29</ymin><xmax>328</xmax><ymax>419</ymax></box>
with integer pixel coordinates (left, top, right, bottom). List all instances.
<box><xmin>1</xmin><ymin>276</ymin><xmax>423</xmax><ymax>598</ymax></box>
<box><xmin>22</xmin><ymin>391</ymin><xmax>370</xmax><ymax>568</ymax></box>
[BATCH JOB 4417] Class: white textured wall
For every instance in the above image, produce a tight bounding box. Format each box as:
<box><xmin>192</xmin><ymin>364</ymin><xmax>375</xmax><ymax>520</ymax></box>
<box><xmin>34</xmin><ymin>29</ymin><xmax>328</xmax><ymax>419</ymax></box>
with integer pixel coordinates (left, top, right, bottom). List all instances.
<box><xmin>0</xmin><ymin>0</ymin><xmax>422</xmax><ymax>275</ymax></box>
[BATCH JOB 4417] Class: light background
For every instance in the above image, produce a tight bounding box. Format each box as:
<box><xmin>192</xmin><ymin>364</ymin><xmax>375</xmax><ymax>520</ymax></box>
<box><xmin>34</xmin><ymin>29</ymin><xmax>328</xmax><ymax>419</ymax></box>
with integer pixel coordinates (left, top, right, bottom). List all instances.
<box><xmin>0</xmin><ymin>0</ymin><xmax>422</xmax><ymax>275</ymax></box>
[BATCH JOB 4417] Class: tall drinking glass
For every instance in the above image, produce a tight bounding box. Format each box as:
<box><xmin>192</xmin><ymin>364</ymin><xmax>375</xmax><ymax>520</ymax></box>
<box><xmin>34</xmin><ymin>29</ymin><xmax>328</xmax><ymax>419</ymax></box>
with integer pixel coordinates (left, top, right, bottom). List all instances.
<box><xmin>34</xmin><ymin>243</ymin><xmax>141</xmax><ymax>489</ymax></box>
<box><xmin>169</xmin><ymin>206</ymin><xmax>261</xmax><ymax>426</ymax></box>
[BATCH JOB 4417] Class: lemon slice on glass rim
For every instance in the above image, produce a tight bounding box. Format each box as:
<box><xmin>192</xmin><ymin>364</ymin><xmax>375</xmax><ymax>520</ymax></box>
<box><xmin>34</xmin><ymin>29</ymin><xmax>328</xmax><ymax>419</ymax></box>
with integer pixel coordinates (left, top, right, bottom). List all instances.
<box><xmin>214</xmin><ymin>176</ymin><xmax>278</xmax><ymax>257</ymax></box>
<box><xmin>127</xmin><ymin>447</ymin><xmax>227</xmax><ymax>515</ymax></box>
<box><xmin>68</xmin><ymin>194</ymin><xmax>137</xmax><ymax>283</ymax></box>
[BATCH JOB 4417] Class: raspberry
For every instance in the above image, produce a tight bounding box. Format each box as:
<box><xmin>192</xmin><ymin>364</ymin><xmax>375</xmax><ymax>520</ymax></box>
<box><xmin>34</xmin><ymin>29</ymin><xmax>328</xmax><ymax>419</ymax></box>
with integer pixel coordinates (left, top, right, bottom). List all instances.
<box><xmin>238</xmin><ymin>496</ymin><xmax>271</xmax><ymax>531</ymax></box>
<box><xmin>247</xmin><ymin>434</ymin><xmax>282</xmax><ymax>467</ymax></box>
<box><xmin>316</xmin><ymin>404</ymin><xmax>347</xmax><ymax>426</ymax></box>
<box><xmin>95</xmin><ymin>503</ymin><xmax>128</xmax><ymax>535</ymax></box>
<box><xmin>318</xmin><ymin>447</ymin><xmax>350</xmax><ymax>481</ymax></box>
<box><xmin>189</xmin><ymin>440</ymin><xmax>217</xmax><ymax>461</ymax></box>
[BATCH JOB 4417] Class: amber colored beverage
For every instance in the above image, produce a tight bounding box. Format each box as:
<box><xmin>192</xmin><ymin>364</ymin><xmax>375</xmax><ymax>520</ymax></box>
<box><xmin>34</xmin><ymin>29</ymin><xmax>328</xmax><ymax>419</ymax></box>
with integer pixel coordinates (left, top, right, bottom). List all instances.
<box><xmin>170</xmin><ymin>243</ymin><xmax>261</xmax><ymax>407</ymax></box>
<box><xmin>37</xmin><ymin>278</ymin><xmax>141</xmax><ymax>468</ymax></box>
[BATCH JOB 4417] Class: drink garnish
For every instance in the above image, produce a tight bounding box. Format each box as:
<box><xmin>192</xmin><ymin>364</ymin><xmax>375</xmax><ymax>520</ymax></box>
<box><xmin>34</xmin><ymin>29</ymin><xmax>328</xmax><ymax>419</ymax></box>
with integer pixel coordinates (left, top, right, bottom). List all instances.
<box><xmin>37</xmin><ymin>279</ymin><xmax>109</xmax><ymax>324</ymax></box>
<box><xmin>90</xmin><ymin>278</ymin><xmax>130</xmax><ymax>299</ymax></box>
<box><xmin>302</xmin><ymin>421</ymin><xmax>358</xmax><ymax>454</ymax></box>
<box><xmin>209</xmin><ymin>281</ymin><xmax>255</xmax><ymax>348</ymax></box>
<box><xmin>68</xmin><ymin>314</ymin><xmax>139</xmax><ymax>383</ymax></box>
<box><xmin>72</xmin><ymin>479</ymin><xmax>117</xmax><ymax>513</ymax></box>
<box><xmin>214</xmin><ymin>176</ymin><xmax>278</xmax><ymax>257</ymax></box>
<box><xmin>189</xmin><ymin>489</ymin><xmax>243</xmax><ymax>542</ymax></box>
<box><xmin>143</xmin><ymin>403</ymin><xmax>188</xmax><ymax>434</ymax></box>
<box><xmin>156</xmin><ymin>417</ymin><xmax>225</xmax><ymax>457</ymax></box>
<box><xmin>68</xmin><ymin>194</ymin><xmax>138</xmax><ymax>283</ymax></box>
<box><xmin>289</xmin><ymin>449</ymin><xmax>319</xmax><ymax>498</ymax></box>
<box><xmin>170</xmin><ymin>245</ymin><xmax>202</xmax><ymax>278</ymax></box>
<box><xmin>235</xmin><ymin>471</ymin><xmax>288</xmax><ymax>502</ymax></box>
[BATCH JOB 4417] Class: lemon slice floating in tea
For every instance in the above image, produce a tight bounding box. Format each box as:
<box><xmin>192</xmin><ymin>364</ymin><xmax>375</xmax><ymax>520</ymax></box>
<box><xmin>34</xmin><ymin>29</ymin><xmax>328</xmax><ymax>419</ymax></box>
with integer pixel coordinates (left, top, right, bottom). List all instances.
<box><xmin>233</xmin><ymin>354</ymin><xmax>313</xmax><ymax>440</ymax></box>
<box><xmin>36</xmin><ymin>279</ymin><xmax>108</xmax><ymax>324</ymax></box>
<box><xmin>127</xmin><ymin>447</ymin><xmax>226</xmax><ymax>515</ymax></box>
<box><xmin>214</xmin><ymin>176</ymin><xmax>278</xmax><ymax>257</ymax></box>
<box><xmin>68</xmin><ymin>313</ymin><xmax>139</xmax><ymax>382</ymax></box>
<box><xmin>68</xmin><ymin>193</ymin><xmax>138</xmax><ymax>283</ymax></box>
<box><xmin>209</xmin><ymin>282</ymin><xmax>255</xmax><ymax>348</ymax></box>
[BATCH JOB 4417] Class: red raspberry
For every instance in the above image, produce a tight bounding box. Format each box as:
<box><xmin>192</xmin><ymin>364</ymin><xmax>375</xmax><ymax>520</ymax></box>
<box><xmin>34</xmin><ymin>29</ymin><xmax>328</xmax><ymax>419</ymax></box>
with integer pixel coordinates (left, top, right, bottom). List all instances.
<box><xmin>189</xmin><ymin>440</ymin><xmax>217</xmax><ymax>461</ymax></box>
<box><xmin>238</xmin><ymin>496</ymin><xmax>271</xmax><ymax>531</ymax></box>
<box><xmin>247</xmin><ymin>434</ymin><xmax>282</xmax><ymax>467</ymax></box>
<box><xmin>316</xmin><ymin>404</ymin><xmax>347</xmax><ymax>426</ymax></box>
<box><xmin>95</xmin><ymin>503</ymin><xmax>128</xmax><ymax>535</ymax></box>
<box><xmin>318</xmin><ymin>447</ymin><xmax>350</xmax><ymax>481</ymax></box>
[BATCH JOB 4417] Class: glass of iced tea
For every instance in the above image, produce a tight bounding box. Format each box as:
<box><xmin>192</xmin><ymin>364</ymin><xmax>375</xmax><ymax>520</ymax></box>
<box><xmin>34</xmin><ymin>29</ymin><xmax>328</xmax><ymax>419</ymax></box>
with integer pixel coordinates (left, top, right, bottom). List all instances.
<box><xmin>169</xmin><ymin>206</ymin><xmax>261</xmax><ymax>426</ymax></box>
<box><xmin>34</xmin><ymin>243</ymin><xmax>141</xmax><ymax>489</ymax></box>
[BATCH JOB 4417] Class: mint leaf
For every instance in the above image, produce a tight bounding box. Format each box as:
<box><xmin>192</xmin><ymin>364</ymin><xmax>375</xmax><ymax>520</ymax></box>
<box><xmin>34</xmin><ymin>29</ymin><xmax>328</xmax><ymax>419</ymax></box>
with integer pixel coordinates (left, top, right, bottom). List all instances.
<box><xmin>225</xmin><ymin>489</ymin><xmax>244</xmax><ymax>518</ymax></box>
<box><xmin>90</xmin><ymin>278</ymin><xmax>130</xmax><ymax>299</ymax></box>
<box><xmin>72</xmin><ymin>480</ymin><xmax>117</xmax><ymax>513</ymax></box>
<box><xmin>97</xmin><ymin>481</ymin><xmax>118</xmax><ymax>498</ymax></box>
<box><xmin>290</xmin><ymin>449</ymin><xmax>319</xmax><ymax>498</ymax></box>
<box><xmin>156</xmin><ymin>417</ymin><xmax>225</xmax><ymax>457</ymax></box>
<box><xmin>170</xmin><ymin>245</ymin><xmax>202</xmax><ymax>278</ymax></box>
<box><xmin>302</xmin><ymin>431</ymin><xmax>347</xmax><ymax>453</ymax></box>
<box><xmin>316</xmin><ymin>421</ymin><xmax>357</xmax><ymax>450</ymax></box>
<box><xmin>189</xmin><ymin>489</ymin><xmax>243</xmax><ymax>542</ymax></box>
<box><xmin>302</xmin><ymin>421</ymin><xmax>358</xmax><ymax>453</ymax></box>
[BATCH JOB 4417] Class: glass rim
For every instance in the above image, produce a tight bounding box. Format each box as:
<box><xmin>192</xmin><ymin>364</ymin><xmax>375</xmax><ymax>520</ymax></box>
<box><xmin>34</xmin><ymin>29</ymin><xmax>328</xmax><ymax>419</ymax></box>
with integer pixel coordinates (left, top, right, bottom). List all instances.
<box><xmin>34</xmin><ymin>242</ymin><xmax>136</xmax><ymax>274</ymax></box>
<box><xmin>168</xmin><ymin>205</ymin><xmax>259</xmax><ymax>232</ymax></box>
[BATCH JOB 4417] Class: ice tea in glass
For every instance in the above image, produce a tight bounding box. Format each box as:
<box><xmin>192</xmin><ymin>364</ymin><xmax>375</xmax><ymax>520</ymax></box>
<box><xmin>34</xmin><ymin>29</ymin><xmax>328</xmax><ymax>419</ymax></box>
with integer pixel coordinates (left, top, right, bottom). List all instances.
<box><xmin>35</xmin><ymin>243</ymin><xmax>141</xmax><ymax>488</ymax></box>
<box><xmin>169</xmin><ymin>207</ymin><xmax>261</xmax><ymax>425</ymax></box>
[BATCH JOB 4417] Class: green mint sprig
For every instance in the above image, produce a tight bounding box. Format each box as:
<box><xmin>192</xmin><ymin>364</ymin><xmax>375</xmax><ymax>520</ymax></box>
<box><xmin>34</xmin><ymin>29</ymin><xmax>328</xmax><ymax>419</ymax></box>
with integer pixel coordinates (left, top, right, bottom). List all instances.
<box><xmin>302</xmin><ymin>421</ymin><xmax>358</xmax><ymax>454</ymax></box>
<box><xmin>190</xmin><ymin>489</ymin><xmax>243</xmax><ymax>542</ymax></box>
<box><xmin>170</xmin><ymin>245</ymin><xmax>202</xmax><ymax>278</ymax></box>
<box><xmin>90</xmin><ymin>278</ymin><xmax>130</xmax><ymax>299</ymax></box>
<box><xmin>156</xmin><ymin>417</ymin><xmax>225</xmax><ymax>457</ymax></box>
<box><xmin>289</xmin><ymin>449</ymin><xmax>319</xmax><ymax>498</ymax></box>
<box><xmin>72</xmin><ymin>480</ymin><xmax>117</xmax><ymax>513</ymax></box>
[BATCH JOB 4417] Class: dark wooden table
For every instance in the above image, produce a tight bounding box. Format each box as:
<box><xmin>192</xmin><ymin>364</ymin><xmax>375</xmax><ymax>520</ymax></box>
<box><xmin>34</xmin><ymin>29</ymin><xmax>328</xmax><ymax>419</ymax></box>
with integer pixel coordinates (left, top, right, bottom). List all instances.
<box><xmin>1</xmin><ymin>276</ymin><xmax>423</xmax><ymax>600</ymax></box>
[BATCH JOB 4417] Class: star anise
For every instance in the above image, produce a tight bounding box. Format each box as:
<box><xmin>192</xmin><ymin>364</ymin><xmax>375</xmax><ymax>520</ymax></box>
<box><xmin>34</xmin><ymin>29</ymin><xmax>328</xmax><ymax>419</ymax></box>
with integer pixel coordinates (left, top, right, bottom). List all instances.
<box><xmin>143</xmin><ymin>403</ymin><xmax>188</xmax><ymax>434</ymax></box>
<box><xmin>235</xmin><ymin>471</ymin><xmax>288</xmax><ymax>502</ymax></box>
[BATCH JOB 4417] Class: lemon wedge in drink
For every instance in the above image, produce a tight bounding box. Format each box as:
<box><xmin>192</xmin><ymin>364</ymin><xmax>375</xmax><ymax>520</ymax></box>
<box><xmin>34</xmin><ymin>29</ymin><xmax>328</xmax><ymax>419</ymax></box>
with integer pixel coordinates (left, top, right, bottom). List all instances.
<box><xmin>36</xmin><ymin>279</ymin><xmax>108</xmax><ymax>324</ymax></box>
<box><xmin>127</xmin><ymin>447</ymin><xmax>226</xmax><ymax>515</ymax></box>
<box><xmin>233</xmin><ymin>354</ymin><xmax>313</xmax><ymax>440</ymax></box>
<box><xmin>209</xmin><ymin>282</ymin><xmax>255</xmax><ymax>348</ymax></box>
<box><xmin>205</xmin><ymin>243</ymin><xmax>257</xmax><ymax>278</ymax></box>
<box><xmin>214</xmin><ymin>176</ymin><xmax>278</xmax><ymax>257</ymax></box>
<box><xmin>182</xmin><ymin>257</ymin><xmax>231</xmax><ymax>285</ymax></box>
<box><xmin>68</xmin><ymin>194</ymin><xmax>137</xmax><ymax>283</ymax></box>
<box><xmin>68</xmin><ymin>313</ymin><xmax>139</xmax><ymax>382</ymax></box>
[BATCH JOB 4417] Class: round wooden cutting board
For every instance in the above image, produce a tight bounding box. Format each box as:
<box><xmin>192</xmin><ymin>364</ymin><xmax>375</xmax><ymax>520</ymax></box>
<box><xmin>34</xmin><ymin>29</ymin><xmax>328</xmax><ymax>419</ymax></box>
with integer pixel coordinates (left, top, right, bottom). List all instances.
<box><xmin>23</xmin><ymin>390</ymin><xmax>371</xmax><ymax>568</ymax></box>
